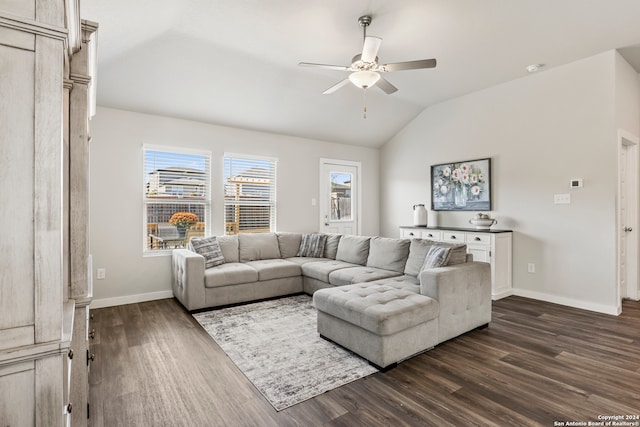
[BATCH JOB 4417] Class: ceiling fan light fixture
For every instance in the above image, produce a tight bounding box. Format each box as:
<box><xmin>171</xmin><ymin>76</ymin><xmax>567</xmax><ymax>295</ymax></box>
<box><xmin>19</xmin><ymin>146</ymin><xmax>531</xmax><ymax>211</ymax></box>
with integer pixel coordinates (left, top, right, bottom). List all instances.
<box><xmin>349</xmin><ymin>70</ymin><xmax>380</xmax><ymax>89</ymax></box>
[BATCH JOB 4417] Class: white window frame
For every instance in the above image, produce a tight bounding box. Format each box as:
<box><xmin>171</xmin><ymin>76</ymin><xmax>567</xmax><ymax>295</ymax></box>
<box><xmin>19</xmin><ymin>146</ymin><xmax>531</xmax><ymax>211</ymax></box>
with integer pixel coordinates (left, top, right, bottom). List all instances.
<box><xmin>143</xmin><ymin>145</ymin><xmax>211</xmax><ymax>255</ymax></box>
<box><xmin>223</xmin><ymin>153</ymin><xmax>277</xmax><ymax>235</ymax></box>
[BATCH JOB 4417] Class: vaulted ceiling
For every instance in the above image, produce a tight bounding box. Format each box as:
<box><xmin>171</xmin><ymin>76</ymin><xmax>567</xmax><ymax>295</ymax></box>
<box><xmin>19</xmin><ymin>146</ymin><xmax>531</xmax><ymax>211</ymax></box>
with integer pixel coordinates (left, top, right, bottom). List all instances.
<box><xmin>83</xmin><ymin>0</ymin><xmax>640</xmax><ymax>147</ymax></box>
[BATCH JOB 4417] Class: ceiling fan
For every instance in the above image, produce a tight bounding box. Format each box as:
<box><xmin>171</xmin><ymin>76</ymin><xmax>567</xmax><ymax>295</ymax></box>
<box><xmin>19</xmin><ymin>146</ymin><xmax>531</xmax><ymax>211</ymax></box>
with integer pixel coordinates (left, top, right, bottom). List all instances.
<box><xmin>299</xmin><ymin>15</ymin><xmax>437</xmax><ymax>96</ymax></box>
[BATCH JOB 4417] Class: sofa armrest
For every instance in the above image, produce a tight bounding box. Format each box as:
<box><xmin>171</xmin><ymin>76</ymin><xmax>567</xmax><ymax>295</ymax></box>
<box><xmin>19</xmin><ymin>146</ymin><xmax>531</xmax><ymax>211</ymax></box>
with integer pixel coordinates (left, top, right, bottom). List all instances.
<box><xmin>172</xmin><ymin>249</ymin><xmax>206</xmax><ymax>311</ymax></box>
<box><xmin>419</xmin><ymin>261</ymin><xmax>491</xmax><ymax>343</ymax></box>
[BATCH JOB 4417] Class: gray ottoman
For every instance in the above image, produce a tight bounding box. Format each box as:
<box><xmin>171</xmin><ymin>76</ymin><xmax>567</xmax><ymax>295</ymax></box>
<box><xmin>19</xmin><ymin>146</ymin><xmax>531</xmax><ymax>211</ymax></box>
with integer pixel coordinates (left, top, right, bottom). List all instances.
<box><xmin>313</xmin><ymin>282</ymin><xmax>440</xmax><ymax>369</ymax></box>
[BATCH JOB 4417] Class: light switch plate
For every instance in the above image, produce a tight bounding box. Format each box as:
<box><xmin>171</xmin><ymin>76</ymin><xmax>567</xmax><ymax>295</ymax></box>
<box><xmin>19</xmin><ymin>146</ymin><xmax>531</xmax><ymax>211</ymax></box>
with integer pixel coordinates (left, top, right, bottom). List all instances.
<box><xmin>554</xmin><ymin>193</ymin><xmax>571</xmax><ymax>204</ymax></box>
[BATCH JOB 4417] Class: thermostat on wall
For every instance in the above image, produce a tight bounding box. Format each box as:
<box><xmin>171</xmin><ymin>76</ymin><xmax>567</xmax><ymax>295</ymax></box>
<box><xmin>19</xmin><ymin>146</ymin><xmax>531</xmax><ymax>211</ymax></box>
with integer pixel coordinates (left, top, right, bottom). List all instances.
<box><xmin>570</xmin><ymin>178</ymin><xmax>583</xmax><ymax>188</ymax></box>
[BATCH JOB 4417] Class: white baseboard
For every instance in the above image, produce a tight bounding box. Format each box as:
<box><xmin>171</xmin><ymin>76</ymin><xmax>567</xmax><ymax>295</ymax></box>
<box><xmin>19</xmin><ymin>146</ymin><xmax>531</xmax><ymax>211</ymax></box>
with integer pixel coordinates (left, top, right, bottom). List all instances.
<box><xmin>512</xmin><ymin>288</ymin><xmax>621</xmax><ymax>316</ymax></box>
<box><xmin>90</xmin><ymin>290</ymin><xmax>174</xmax><ymax>309</ymax></box>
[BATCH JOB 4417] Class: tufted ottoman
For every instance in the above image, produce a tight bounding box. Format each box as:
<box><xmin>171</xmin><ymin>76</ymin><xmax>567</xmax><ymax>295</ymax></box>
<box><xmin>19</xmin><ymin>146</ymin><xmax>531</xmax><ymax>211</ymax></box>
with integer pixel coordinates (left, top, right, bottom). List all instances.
<box><xmin>313</xmin><ymin>282</ymin><xmax>440</xmax><ymax>369</ymax></box>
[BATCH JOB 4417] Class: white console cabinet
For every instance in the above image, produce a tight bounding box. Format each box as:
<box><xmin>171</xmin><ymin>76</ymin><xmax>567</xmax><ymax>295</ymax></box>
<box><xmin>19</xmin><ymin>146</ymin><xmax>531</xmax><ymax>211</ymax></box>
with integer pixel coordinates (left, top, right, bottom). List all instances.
<box><xmin>400</xmin><ymin>226</ymin><xmax>513</xmax><ymax>299</ymax></box>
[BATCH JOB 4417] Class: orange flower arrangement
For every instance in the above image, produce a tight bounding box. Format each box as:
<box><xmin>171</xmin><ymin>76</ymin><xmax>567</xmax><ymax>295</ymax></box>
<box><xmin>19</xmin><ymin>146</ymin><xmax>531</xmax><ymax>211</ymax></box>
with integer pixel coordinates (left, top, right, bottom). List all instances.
<box><xmin>169</xmin><ymin>212</ymin><xmax>198</xmax><ymax>229</ymax></box>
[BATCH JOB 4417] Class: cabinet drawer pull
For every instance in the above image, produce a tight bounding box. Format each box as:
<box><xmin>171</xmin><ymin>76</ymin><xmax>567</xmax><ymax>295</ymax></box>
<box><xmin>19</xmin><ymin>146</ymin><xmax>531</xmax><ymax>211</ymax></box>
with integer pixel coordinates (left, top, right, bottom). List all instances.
<box><xmin>409</xmin><ymin>232</ymin><xmax>414</xmax><ymax>236</ymax></box>
<box><xmin>427</xmin><ymin>233</ymin><xmax>433</xmax><ymax>237</ymax></box>
<box><xmin>68</xmin><ymin>349</ymin><xmax>74</xmax><ymax>360</ymax></box>
<box><xmin>67</xmin><ymin>403</ymin><xmax>72</xmax><ymax>414</ymax></box>
<box><xmin>474</xmin><ymin>237</ymin><xmax>481</xmax><ymax>241</ymax></box>
<box><xmin>89</xmin><ymin>329</ymin><xmax>96</xmax><ymax>339</ymax></box>
<box><xmin>450</xmin><ymin>235</ymin><xmax>456</xmax><ymax>239</ymax></box>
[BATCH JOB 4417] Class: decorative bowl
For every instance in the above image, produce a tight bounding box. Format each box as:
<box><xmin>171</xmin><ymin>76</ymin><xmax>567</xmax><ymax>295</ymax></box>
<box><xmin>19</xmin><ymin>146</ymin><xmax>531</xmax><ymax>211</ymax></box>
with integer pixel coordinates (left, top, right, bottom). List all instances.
<box><xmin>469</xmin><ymin>217</ymin><xmax>497</xmax><ymax>229</ymax></box>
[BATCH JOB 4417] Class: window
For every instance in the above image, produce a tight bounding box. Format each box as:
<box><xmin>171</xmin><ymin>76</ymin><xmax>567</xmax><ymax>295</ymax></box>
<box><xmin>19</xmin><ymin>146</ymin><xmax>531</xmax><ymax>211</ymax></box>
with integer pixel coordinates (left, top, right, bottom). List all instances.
<box><xmin>143</xmin><ymin>146</ymin><xmax>211</xmax><ymax>253</ymax></box>
<box><xmin>224</xmin><ymin>154</ymin><xmax>277</xmax><ymax>235</ymax></box>
<box><xmin>330</xmin><ymin>172</ymin><xmax>352</xmax><ymax>221</ymax></box>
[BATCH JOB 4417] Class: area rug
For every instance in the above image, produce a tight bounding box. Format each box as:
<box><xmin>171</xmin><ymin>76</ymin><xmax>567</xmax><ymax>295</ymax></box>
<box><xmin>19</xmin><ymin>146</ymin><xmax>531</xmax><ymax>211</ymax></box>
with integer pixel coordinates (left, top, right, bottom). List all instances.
<box><xmin>193</xmin><ymin>294</ymin><xmax>378</xmax><ymax>411</ymax></box>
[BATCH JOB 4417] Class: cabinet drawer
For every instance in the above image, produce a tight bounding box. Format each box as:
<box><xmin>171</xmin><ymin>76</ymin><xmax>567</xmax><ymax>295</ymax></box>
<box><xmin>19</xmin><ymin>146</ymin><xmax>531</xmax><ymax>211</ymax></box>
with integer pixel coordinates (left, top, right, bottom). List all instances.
<box><xmin>442</xmin><ymin>231</ymin><xmax>464</xmax><ymax>243</ymax></box>
<box><xmin>421</xmin><ymin>230</ymin><xmax>442</xmax><ymax>240</ymax></box>
<box><xmin>400</xmin><ymin>229</ymin><xmax>420</xmax><ymax>238</ymax></box>
<box><xmin>466</xmin><ymin>233</ymin><xmax>491</xmax><ymax>245</ymax></box>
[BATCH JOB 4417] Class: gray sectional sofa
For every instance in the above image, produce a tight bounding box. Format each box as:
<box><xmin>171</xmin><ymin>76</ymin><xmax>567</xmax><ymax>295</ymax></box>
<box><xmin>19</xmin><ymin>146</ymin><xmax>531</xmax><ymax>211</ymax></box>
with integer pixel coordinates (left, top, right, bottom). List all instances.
<box><xmin>172</xmin><ymin>231</ymin><xmax>491</xmax><ymax>368</ymax></box>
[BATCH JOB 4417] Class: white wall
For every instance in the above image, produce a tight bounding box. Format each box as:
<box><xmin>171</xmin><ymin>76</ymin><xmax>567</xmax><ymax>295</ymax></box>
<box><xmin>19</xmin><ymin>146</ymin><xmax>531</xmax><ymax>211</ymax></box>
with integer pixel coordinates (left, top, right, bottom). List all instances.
<box><xmin>89</xmin><ymin>107</ymin><xmax>379</xmax><ymax>306</ymax></box>
<box><xmin>614</xmin><ymin>51</ymin><xmax>640</xmax><ymax>136</ymax></box>
<box><xmin>380</xmin><ymin>50</ymin><xmax>637</xmax><ymax>314</ymax></box>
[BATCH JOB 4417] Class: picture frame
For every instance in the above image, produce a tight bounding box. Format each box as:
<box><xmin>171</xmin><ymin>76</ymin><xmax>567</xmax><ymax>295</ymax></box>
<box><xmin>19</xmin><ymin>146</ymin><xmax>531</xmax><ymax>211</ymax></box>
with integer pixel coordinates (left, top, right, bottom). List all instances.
<box><xmin>431</xmin><ymin>158</ymin><xmax>491</xmax><ymax>211</ymax></box>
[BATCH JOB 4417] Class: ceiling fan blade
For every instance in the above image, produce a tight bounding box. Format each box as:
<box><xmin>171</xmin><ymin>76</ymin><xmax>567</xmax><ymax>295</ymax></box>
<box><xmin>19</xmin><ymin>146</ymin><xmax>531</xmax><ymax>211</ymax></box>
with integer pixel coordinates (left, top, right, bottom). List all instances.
<box><xmin>361</xmin><ymin>36</ymin><xmax>382</xmax><ymax>63</ymax></box>
<box><xmin>382</xmin><ymin>58</ymin><xmax>437</xmax><ymax>72</ymax></box>
<box><xmin>323</xmin><ymin>78</ymin><xmax>351</xmax><ymax>94</ymax></box>
<box><xmin>375</xmin><ymin>76</ymin><xmax>398</xmax><ymax>94</ymax></box>
<box><xmin>298</xmin><ymin>62</ymin><xmax>350</xmax><ymax>71</ymax></box>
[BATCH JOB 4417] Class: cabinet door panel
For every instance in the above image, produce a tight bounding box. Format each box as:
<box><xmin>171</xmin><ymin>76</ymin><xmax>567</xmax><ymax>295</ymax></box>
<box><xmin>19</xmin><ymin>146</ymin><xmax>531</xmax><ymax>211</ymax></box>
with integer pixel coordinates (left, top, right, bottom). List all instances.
<box><xmin>0</xmin><ymin>364</ymin><xmax>35</xmax><ymax>426</ymax></box>
<box><xmin>0</xmin><ymin>44</ymin><xmax>36</xmax><ymax>330</ymax></box>
<box><xmin>468</xmin><ymin>247</ymin><xmax>490</xmax><ymax>263</ymax></box>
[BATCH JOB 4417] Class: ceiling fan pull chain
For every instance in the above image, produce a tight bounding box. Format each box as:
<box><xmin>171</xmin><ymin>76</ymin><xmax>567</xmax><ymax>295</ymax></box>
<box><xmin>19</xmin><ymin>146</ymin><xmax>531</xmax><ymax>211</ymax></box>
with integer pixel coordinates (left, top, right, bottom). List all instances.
<box><xmin>363</xmin><ymin>87</ymin><xmax>367</xmax><ymax>119</ymax></box>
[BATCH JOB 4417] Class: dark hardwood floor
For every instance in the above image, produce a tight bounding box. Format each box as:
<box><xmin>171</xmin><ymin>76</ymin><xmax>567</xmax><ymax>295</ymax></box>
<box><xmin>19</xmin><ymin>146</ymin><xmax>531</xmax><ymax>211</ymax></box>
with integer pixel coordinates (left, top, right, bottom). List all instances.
<box><xmin>88</xmin><ymin>296</ymin><xmax>640</xmax><ymax>427</ymax></box>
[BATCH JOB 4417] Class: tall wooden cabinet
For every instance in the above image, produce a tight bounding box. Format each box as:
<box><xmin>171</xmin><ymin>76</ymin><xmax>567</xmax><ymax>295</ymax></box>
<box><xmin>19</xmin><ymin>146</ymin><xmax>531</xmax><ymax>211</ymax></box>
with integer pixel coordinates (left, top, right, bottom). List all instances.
<box><xmin>0</xmin><ymin>1</ymin><xmax>97</xmax><ymax>426</ymax></box>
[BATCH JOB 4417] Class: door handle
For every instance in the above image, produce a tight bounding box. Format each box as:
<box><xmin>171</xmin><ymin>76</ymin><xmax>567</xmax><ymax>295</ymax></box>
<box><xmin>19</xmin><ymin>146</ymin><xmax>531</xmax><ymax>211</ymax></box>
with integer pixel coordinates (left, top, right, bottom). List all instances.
<box><xmin>625</xmin><ymin>227</ymin><xmax>633</xmax><ymax>232</ymax></box>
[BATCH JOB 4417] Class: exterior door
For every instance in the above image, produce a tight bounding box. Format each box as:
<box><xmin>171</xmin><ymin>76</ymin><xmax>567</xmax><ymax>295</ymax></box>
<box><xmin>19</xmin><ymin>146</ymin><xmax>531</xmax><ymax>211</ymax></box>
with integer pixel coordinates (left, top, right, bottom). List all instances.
<box><xmin>320</xmin><ymin>159</ymin><xmax>360</xmax><ymax>235</ymax></box>
<box><xmin>618</xmin><ymin>130</ymin><xmax>639</xmax><ymax>302</ymax></box>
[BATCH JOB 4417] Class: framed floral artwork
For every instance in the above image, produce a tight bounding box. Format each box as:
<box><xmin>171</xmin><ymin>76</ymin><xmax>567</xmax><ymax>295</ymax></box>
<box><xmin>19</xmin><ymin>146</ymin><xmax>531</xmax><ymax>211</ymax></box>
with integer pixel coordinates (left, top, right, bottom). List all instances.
<box><xmin>431</xmin><ymin>158</ymin><xmax>491</xmax><ymax>211</ymax></box>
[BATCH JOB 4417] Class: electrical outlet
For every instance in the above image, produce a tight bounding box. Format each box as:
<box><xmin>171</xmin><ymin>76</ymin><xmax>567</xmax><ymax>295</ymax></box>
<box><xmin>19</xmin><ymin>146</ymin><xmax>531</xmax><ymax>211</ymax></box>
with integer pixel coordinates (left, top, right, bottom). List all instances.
<box><xmin>96</xmin><ymin>268</ymin><xmax>106</xmax><ymax>280</ymax></box>
<box><xmin>527</xmin><ymin>263</ymin><xmax>535</xmax><ymax>273</ymax></box>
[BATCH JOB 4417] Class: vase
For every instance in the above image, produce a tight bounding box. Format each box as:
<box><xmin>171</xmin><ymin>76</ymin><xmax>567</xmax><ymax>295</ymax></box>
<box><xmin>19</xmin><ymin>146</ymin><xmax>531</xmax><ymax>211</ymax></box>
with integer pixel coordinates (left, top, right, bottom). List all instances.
<box><xmin>454</xmin><ymin>185</ymin><xmax>467</xmax><ymax>208</ymax></box>
<box><xmin>177</xmin><ymin>226</ymin><xmax>188</xmax><ymax>238</ymax></box>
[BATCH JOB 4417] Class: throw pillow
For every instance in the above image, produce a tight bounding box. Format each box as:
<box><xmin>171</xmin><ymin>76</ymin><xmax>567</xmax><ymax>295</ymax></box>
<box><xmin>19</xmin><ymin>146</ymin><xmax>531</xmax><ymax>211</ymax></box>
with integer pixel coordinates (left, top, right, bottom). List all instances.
<box><xmin>432</xmin><ymin>242</ymin><xmax>467</xmax><ymax>266</ymax></box>
<box><xmin>420</xmin><ymin>246</ymin><xmax>452</xmax><ymax>271</ymax></box>
<box><xmin>189</xmin><ymin>236</ymin><xmax>225</xmax><ymax>268</ymax></box>
<box><xmin>323</xmin><ymin>234</ymin><xmax>342</xmax><ymax>259</ymax></box>
<box><xmin>296</xmin><ymin>233</ymin><xmax>327</xmax><ymax>257</ymax></box>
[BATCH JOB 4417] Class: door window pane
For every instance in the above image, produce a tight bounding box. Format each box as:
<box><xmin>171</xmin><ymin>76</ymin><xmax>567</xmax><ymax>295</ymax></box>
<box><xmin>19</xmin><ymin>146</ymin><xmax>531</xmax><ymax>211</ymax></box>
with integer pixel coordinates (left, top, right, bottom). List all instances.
<box><xmin>330</xmin><ymin>172</ymin><xmax>352</xmax><ymax>221</ymax></box>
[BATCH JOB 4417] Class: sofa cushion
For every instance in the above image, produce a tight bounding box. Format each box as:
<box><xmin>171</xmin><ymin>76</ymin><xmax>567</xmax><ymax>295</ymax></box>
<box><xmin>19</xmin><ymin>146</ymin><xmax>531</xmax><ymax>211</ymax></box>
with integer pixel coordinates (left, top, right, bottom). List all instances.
<box><xmin>404</xmin><ymin>239</ymin><xmax>434</xmax><ymax>276</ymax></box>
<box><xmin>239</xmin><ymin>233</ymin><xmax>281</xmax><ymax>262</ymax></box>
<box><xmin>296</xmin><ymin>233</ymin><xmax>327</xmax><ymax>257</ymax></box>
<box><xmin>404</xmin><ymin>239</ymin><xmax>468</xmax><ymax>276</ymax></box>
<box><xmin>284</xmin><ymin>257</ymin><xmax>327</xmax><ymax>266</ymax></box>
<box><xmin>313</xmin><ymin>283</ymin><xmax>439</xmax><ymax>336</ymax></box>
<box><xmin>301</xmin><ymin>260</ymin><xmax>356</xmax><ymax>283</ymax></box>
<box><xmin>370</xmin><ymin>275</ymin><xmax>421</xmax><ymax>293</ymax></box>
<box><xmin>366</xmin><ymin>237</ymin><xmax>410</xmax><ymax>273</ymax></box>
<box><xmin>335</xmin><ymin>235</ymin><xmax>370</xmax><ymax>265</ymax></box>
<box><xmin>217</xmin><ymin>235</ymin><xmax>239</xmax><ymax>263</ymax></box>
<box><xmin>323</xmin><ymin>234</ymin><xmax>342</xmax><ymax>259</ymax></box>
<box><xmin>421</xmin><ymin>246</ymin><xmax>452</xmax><ymax>270</ymax></box>
<box><xmin>244</xmin><ymin>259</ymin><xmax>301</xmax><ymax>281</ymax></box>
<box><xmin>328</xmin><ymin>266</ymin><xmax>401</xmax><ymax>287</ymax></box>
<box><xmin>204</xmin><ymin>263</ymin><xmax>258</xmax><ymax>288</ymax></box>
<box><xmin>189</xmin><ymin>236</ymin><xmax>225</xmax><ymax>268</ymax></box>
<box><xmin>276</xmin><ymin>232</ymin><xmax>303</xmax><ymax>258</ymax></box>
<box><xmin>438</xmin><ymin>242</ymin><xmax>467</xmax><ymax>266</ymax></box>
